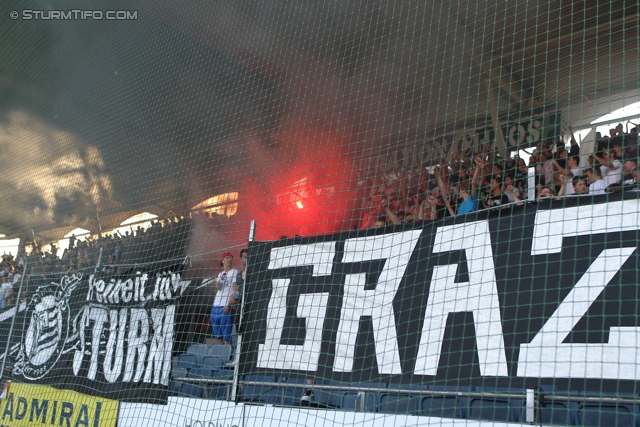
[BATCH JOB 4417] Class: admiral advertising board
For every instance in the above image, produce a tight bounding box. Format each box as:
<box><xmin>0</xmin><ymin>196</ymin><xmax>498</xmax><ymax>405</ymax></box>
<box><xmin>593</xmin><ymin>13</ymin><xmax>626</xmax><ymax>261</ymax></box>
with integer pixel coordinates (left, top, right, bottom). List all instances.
<box><xmin>0</xmin><ymin>383</ymin><xmax>118</xmax><ymax>427</ymax></box>
<box><xmin>241</xmin><ymin>192</ymin><xmax>640</xmax><ymax>393</ymax></box>
<box><xmin>0</xmin><ymin>261</ymin><xmax>198</xmax><ymax>404</ymax></box>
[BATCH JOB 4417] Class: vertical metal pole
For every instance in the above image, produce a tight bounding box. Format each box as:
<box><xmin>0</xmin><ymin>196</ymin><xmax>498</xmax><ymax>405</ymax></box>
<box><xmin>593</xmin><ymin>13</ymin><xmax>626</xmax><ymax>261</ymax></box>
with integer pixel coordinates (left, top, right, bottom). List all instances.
<box><xmin>525</xmin><ymin>388</ymin><xmax>535</xmax><ymax>423</ymax></box>
<box><xmin>527</xmin><ymin>167</ymin><xmax>536</xmax><ymax>200</ymax></box>
<box><xmin>248</xmin><ymin>220</ymin><xmax>256</xmax><ymax>242</ymax></box>
<box><xmin>356</xmin><ymin>392</ymin><xmax>366</xmax><ymax>412</ymax></box>
<box><xmin>95</xmin><ymin>210</ymin><xmax>103</xmax><ymax>236</ymax></box>
<box><xmin>0</xmin><ymin>259</ymin><xmax>28</xmax><ymax>380</ymax></box>
<box><xmin>231</xmin><ymin>220</ymin><xmax>256</xmax><ymax>401</ymax></box>
<box><xmin>94</xmin><ymin>247</ymin><xmax>103</xmax><ymax>273</ymax></box>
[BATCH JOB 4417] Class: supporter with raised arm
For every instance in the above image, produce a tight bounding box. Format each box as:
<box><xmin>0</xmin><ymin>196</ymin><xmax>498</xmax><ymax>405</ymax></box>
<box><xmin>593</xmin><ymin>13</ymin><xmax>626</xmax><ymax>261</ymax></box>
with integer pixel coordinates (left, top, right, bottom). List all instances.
<box><xmin>553</xmin><ymin>147</ymin><xmax>568</xmax><ymax>174</ymax></box>
<box><xmin>504</xmin><ymin>175</ymin><xmax>524</xmax><ymax>205</ymax></box>
<box><xmin>595</xmin><ymin>148</ymin><xmax>623</xmax><ymax>185</ymax></box>
<box><xmin>439</xmin><ymin>157</ymin><xmax>481</xmax><ymax>216</ymax></box>
<box><xmin>624</xmin><ymin>131</ymin><xmax>638</xmax><ymax>159</ymax></box>
<box><xmin>210</xmin><ymin>252</ymin><xmax>239</xmax><ymax>345</ymax></box>
<box><xmin>428</xmin><ymin>193</ymin><xmax>444</xmax><ymax>219</ymax></box>
<box><xmin>381</xmin><ymin>199</ymin><xmax>404</xmax><ymax>225</ymax></box>
<box><xmin>430</xmin><ymin>164</ymin><xmax>460</xmax><ymax>218</ymax></box>
<box><xmin>541</xmin><ymin>150</ymin><xmax>554</xmax><ymax>186</ymax></box>
<box><xmin>416</xmin><ymin>194</ymin><xmax>437</xmax><ymax>221</ymax></box>
<box><xmin>508</xmin><ymin>158</ymin><xmax>527</xmax><ymax>198</ymax></box>
<box><xmin>360</xmin><ymin>205</ymin><xmax>381</xmax><ymax>229</ymax></box>
<box><xmin>567</xmin><ymin>155</ymin><xmax>583</xmax><ymax>178</ymax></box>
<box><xmin>480</xmin><ymin>173</ymin><xmax>509</xmax><ymax>210</ymax></box>
<box><xmin>561</xmin><ymin>156</ymin><xmax>583</xmax><ymax>195</ymax></box>
<box><xmin>611</xmin><ymin>137</ymin><xmax>624</xmax><ymax>160</ymax></box>
<box><xmin>564</xmin><ymin>126</ymin><xmax>579</xmax><ymax>158</ymax></box>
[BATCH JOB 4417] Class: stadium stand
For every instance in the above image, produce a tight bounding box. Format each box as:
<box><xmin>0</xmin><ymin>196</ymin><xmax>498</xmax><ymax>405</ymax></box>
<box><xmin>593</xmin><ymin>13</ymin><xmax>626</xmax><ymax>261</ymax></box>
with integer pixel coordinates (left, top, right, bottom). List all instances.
<box><xmin>2</xmin><ymin>2</ymin><xmax>640</xmax><ymax>427</ymax></box>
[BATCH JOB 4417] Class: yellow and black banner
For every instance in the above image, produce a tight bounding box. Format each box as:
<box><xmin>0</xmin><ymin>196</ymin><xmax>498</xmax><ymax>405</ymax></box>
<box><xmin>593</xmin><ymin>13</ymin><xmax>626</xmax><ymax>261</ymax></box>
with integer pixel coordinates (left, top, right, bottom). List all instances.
<box><xmin>0</xmin><ymin>383</ymin><xmax>118</xmax><ymax>427</ymax></box>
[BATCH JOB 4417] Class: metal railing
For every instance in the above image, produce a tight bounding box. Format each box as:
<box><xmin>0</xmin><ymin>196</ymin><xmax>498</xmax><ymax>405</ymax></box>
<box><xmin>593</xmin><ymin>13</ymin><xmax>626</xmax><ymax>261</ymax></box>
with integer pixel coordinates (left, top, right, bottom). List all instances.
<box><xmin>172</xmin><ymin>375</ymin><xmax>640</xmax><ymax>423</ymax></box>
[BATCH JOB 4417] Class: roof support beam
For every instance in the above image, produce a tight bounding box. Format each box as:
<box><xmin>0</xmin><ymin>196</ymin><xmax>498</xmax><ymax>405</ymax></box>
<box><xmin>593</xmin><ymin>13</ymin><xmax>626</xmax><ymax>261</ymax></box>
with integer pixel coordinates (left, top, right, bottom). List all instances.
<box><xmin>449</xmin><ymin>8</ymin><xmax>535</xmax><ymax>110</ymax></box>
<box><xmin>494</xmin><ymin>14</ymin><xmax>635</xmax><ymax>60</ymax></box>
<box><xmin>476</xmin><ymin>57</ymin><xmax>533</xmax><ymax>108</ymax></box>
<box><xmin>484</xmin><ymin>78</ymin><xmax>508</xmax><ymax>157</ymax></box>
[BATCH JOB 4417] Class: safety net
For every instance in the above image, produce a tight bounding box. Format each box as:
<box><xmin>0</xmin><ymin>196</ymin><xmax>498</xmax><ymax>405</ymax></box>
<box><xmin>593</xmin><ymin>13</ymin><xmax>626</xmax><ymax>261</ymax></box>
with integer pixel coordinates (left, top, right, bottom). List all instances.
<box><xmin>1</xmin><ymin>1</ymin><xmax>640</xmax><ymax>426</ymax></box>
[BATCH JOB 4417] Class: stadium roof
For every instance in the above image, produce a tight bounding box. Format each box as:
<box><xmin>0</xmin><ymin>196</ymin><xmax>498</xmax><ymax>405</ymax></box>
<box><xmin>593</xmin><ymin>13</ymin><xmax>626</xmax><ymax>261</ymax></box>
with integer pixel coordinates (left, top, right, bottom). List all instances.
<box><xmin>0</xmin><ymin>0</ymin><xmax>638</xmax><ymax>240</ymax></box>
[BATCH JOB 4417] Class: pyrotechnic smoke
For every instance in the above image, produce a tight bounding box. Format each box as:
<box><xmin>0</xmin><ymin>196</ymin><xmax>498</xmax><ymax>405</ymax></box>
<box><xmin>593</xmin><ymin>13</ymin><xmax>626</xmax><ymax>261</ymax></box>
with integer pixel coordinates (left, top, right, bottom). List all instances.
<box><xmin>0</xmin><ymin>0</ymin><xmax>494</xmax><ymax>273</ymax></box>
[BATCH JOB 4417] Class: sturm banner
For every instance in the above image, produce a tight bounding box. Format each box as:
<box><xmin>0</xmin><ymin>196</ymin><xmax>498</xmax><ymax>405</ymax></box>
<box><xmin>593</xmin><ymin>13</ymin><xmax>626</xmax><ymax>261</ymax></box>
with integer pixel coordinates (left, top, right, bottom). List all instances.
<box><xmin>241</xmin><ymin>192</ymin><xmax>640</xmax><ymax>393</ymax></box>
<box><xmin>2</xmin><ymin>261</ymin><xmax>191</xmax><ymax>404</ymax></box>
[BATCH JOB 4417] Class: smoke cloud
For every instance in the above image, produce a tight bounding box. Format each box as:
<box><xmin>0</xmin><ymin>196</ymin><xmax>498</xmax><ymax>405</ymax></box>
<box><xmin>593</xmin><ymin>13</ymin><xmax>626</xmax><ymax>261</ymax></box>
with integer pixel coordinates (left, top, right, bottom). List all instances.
<box><xmin>0</xmin><ymin>0</ymin><xmax>507</xmax><ymax>272</ymax></box>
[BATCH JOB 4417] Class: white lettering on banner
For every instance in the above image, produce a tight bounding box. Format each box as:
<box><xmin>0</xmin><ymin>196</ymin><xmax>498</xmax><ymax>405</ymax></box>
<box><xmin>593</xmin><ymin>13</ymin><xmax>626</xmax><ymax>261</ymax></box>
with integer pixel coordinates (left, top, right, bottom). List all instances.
<box><xmin>414</xmin><ymin>221</ymin><xmax>508</xmax><ymax>377</ymax></box>
<box><xmin>87</xmin><ymin>306</ymin><xmax>108</xmax><ymax>380</ymax></box>
<box><xmin>506</xmin><ymin>120</ymin><xmax>542</xmax><ymax>148</ymax></box>
<box><xmin>144</xmin><ymin>306</ymin><xmax>175</xmax><ymax>385</ymax></box>
<box><xmin>72</xmin><ymin>304</ymin><xmax>174</xmax><ymax>385</ymax></box>
<box><xmin>517</xmin><ymin>248</ymin><xmax>636</xmax><ymax>379</ymax></box>
<box><xmin>87</xmin><ymin>272</ymin><xmax>189</xmax><ymax>303</ymax></box>
<box><xmin>531</xmin><ymin>200</ymin><xmax>640</xmax><ymax>255</ymax></box>
<box><xmin>104</xmin><ymin>308</ymin><xmax>128</xmax><ymax>383</ymax></box>
<box><xmin>257</xmin><ymin>281</ymin><xmax>329</xmax><ymax>371</ymax></box>
<box><xmin>153</xmin><ymin>273</ymin><xmax>188</xmax><ymax>301</ymax></box>
<box><xmin>333</xmin><ymin>230</ymin><xmax>421</xmax><ymax>374</ymax></box>
<box><xmin>518</xmin><ymin>200</ymin><xmax>640</xmax><ymax>379</ymax></box>
<box><xmin>267</xmin><ymin>242</ymin><xmax>336</xmax><ymax>276</ymax></box>
<box><xmin>123</xmin><ymin>308</ymin><xmax>149</xmax><ymax>383</ymax></box>
<box><xmin>257</xmin><ymin>242</ymin><xmax>335</xmax><ymax>370</ymax></box>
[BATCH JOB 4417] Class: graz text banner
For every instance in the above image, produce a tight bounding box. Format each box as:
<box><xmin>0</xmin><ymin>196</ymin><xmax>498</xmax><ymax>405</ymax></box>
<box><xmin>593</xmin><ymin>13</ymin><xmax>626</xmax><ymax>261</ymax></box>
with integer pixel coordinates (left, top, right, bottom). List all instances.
<box><xmin>241</xmin><ymin>193</ymin><xmax>640</xmax><ymax>392</ymax></box>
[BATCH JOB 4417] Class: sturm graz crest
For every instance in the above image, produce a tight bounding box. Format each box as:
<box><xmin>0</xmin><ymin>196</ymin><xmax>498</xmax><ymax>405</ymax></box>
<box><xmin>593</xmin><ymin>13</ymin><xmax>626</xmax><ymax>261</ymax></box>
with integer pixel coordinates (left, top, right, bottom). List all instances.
<box><xmin>13</xmin><ymin>274</ymin><xmax>82</xmax><ymax>380</ymax></box>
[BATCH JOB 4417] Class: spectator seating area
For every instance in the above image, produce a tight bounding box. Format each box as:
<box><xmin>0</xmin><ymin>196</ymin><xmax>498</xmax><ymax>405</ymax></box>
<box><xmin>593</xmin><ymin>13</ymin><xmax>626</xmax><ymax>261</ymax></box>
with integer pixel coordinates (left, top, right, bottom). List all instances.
<box><xmin>169</xmin><ymin>344</ymin><xmax>639</xmax><ymax>426</ymax></box>
<box><xmin>171</xmin><ymin>343</ymin><xmax>235</xmax><ymax>399</ymax></box>
<box><xmin>360</xmin><ymin>125</ymin><xmax>639</xmax><ymax>227</ymax></box>
<box><xmin>0</xmin><ymin>216</ymin><xmax>191</xmax><ymax>311</ymax></box>
<box><xmin>4</xmin><ymin>126</ymin><xmax>639</xmax><ymax>426</ymax></box>
<box><xmin>26</xmin><ymin>215</ymin><xmax>191</xmax><ymax>277</ymax></box>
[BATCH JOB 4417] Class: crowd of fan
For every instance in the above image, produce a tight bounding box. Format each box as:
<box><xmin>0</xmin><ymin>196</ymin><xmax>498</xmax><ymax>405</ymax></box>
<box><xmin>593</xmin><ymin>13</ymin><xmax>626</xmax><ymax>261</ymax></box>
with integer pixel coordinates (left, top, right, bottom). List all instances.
<box><xmin>0</xmin><ymin>216</ymin><xmax>191</xmax><ymax>309</ymax></box>
<box><xmin>361</xmin><ymin>125</ymin><xmax>640</xmax><ymax>228</ymax></box>
<box><xmin>0</xmin><ymin>253</ymin><xmax>22</xmax><ymax>309</ymax></box>
<box><xmin>3</xmin><ymin>125</ymin><xmax>639</xmax><ymax>306</ymax></box>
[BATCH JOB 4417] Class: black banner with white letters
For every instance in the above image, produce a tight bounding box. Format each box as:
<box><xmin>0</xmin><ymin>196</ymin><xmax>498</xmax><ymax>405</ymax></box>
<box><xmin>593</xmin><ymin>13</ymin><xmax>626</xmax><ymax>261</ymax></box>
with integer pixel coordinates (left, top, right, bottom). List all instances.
<box><xmin>241</xmin><ymin>192</ymin><xmax>640</xmax><ymax>393</ymax></box>
<box><xmin>3</xmin><ymin>261</ymin><xmax>197</xmax><ymax>404</ymax></box>
<box><xmin>502</xmin><ymin>111</ymin><xmax>561</xmax><ymax>150</ymax></box>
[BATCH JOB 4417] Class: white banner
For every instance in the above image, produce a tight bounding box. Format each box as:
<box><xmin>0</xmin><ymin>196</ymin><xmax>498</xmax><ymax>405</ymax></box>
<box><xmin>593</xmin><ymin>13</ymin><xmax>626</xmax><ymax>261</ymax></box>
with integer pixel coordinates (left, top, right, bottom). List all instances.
<box><xmin>119</xmin><ymin>398</ymin><xmax>541</xmax><ymax>427</ymax></box>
